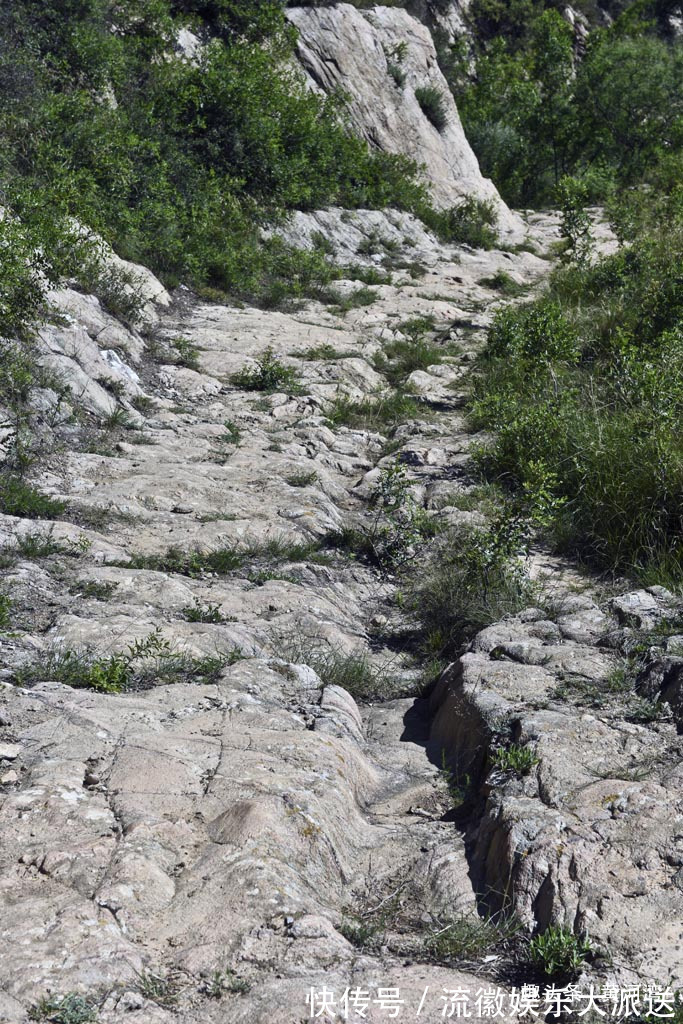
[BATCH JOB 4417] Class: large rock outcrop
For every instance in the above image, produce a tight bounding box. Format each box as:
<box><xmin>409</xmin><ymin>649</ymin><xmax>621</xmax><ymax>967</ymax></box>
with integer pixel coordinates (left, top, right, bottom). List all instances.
<box><xmin>287</xmin><ymin>3</ymin><xmax>524</xmax><ymax>242</ymax></box>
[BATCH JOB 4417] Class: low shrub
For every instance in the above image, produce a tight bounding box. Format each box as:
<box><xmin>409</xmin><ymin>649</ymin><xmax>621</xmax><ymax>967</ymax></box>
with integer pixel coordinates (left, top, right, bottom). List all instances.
<box><xmin>471</xmin><ymin>203</ymin><xmax>683</xmax><ymax>583</ymax></box>
<box><xmin>326</xmin><ymin>463</ymin><xmax>437</xmax><ymax>572</ymax></box>
<box><xmin>0</xmin><ymin>474</ymin><xmax>65</xmax><ymax>520</ymax></box>
<box><xmin>424</xmin><ymin>197</ymin><xmax>499</xmax><ymax>249</ymax></box>
<box><xmin>230</xmin><ymin>348</ymin><xmax>302</xmax><ymax>393</ymax></box>
<box><xmin>415</xmin><ymin>86</ymin><xmax>449</xmax><ymax>131</ymax></box>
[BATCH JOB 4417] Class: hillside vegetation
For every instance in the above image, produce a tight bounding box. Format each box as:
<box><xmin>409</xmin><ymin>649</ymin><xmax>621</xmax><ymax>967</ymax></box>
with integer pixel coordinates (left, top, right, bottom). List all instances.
<box><xmin>429</xmin><ymin>0</ymin><xmax>683</xmax><ymax>586</ymax></box>
<box><xmin>0</xmin><ymin>0</ymin><xmax>427</xmax><ymax>323</ymax></box>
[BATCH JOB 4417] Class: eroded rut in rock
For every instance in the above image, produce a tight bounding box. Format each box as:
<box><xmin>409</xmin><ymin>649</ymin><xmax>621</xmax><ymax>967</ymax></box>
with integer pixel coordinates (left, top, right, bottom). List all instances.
<box><xmin>2</xmin><ymin>210</ymin><xmax>683</xmax><ymax>1023</ymax></box>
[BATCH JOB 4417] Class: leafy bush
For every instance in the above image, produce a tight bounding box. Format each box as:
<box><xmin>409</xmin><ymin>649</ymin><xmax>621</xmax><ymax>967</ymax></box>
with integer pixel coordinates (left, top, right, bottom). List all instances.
<box><xmin>410</xmin><ymin>523</ymin><xmax>533</xmax><ymax>660</ymax></box>
<box><xmin>445</xmin><ymin>4</ymin><xmax>683</xmax><ymax>206</ymax></box>
<box><xmin>327</xmin><ymin>463</ymin><xmax>436</xmax><ymax>571</ymax></box>
<box><xmin>0</xmin><ymin>0</ymin><xmax>430</xmax><ymax>333</ymax></box>
<box><xmin>0</xmin><ymin>592</ymin><xmax>12</xmax><ymax>629</ymax></box>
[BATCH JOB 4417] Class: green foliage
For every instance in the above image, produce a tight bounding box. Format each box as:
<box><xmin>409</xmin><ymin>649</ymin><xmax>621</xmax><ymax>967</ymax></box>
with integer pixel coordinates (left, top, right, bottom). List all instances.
<box><xmin>426</xmin><ymin>913</ymin><xmax>519</xmax><ymax>962</ymax></box>
<box><xmin>0</xmin><ymin>474</ymin><xmax>66</xmax><ymax>520</ymax></box>
<box><xmin>410</xmin><ymin>523</ymin><xmax>533</xmax><ymax>660</ymax></box>
<box><xmin>529</xmin><ymin>925</ymin><xmax>592</xmax><ymax>978</ymax></box>
<box><xmin>414</xmin><ymin>85</ymin><xmax>448</xmax><ymax>131</ymax></box>
<box><xmin>327</xmin><ymin>463</ymin><xmax>436</xmax><ymax>572</ymax></box>
<box><xmin>445</xmin><ymin>2</ymin><xmax>683</xmax><ymax>206</ymax></box>
<box><xmin>321</xmin><ymin>285</ymin><xmax>379</xmax><ymax>314</ymax></box>
<box><xmin>409</xmin><ymin>469</ymin><xmax>560</xmax><ymax>659</ymax></box>
<box><xmin>491</xmin><ymin>743</ymin><xmax>539</xmax><ymax>776</ymax></box>
<box><xmin>472</xmin><ymin>188</ymin><xmax>683</xmax><ymax>583</ymax></box>
<box><xmin>29</xmin><ymin>993</ymin><xmax>97</xmax><ymax>1023</ymax></box>
<box><xmin>230</xmin><ymin>348</ymin><xmax>301</xmax><ymax>393</ymax></box>
<box><xmin>170</xmin><ymin>337</ymin><xmax>201</xmax><ymax>371</ymax></box>
<box><xmin>326</xmin><ymin>391</ymin><xmax>422</xmax><ymax>433</ymax></box>
<box><xmin>181</xmin><ymin>598</ymin><xmax>226</xmax><ymax>623</ymax></box>
<box><xmin>290</xmin><ymin>643</ymin><xmax>402</xmax><ymax>702</ymax></box>
<box><xmin>373</xmin><ymin>319</ymin><xmax>448</xmax><ymax>386</ymax></box>
<box><xmin>556</xmin><ymin>176</ymin><xmax>594</xmax><ymax>266</ymax></box>
<box><xmin>15</xmin><ymin>530</ymin><xmax>64</xmax><ymax>558</ymax></box>
<box><xmin>222</xmin><ymin>419</ymin><xmax>242</xmax><ymax>445</ymax></box>
<box><xmin>286</xmin><ymin>470</ymin><xmax>318</xmax><ymax>487</ymax></box>
<box><xmin>130</xmin><ymin>536</ymin><xmax>325</xmax><ymax>577</ymax></box>
<box><xmin>0</xmin><ymin>592</ymin><xmax>12</xmax><ymax>629</ymax></box>
<box><xmin>424</xmin><ymin>197</ymin><xmax>499</xmax><ymax>249</ymax></box>
<box><xmin>70</xmin><ymin>580</ymin><xmax>118</xmax><ymax>600</ymax></box>
<box><xmin>478</xmin><ymin>270</ymin><xmax>526</xmax><ymax>295</ymax></box>
<box><xmin>15</xmin><ymin>628</ymin><xmax>238</xmax><ymax>692</ymax></box>
<box><xmin>0</xmin><ymin>0</ymin><xmax>429</xmax><ymax>332</ymax></box>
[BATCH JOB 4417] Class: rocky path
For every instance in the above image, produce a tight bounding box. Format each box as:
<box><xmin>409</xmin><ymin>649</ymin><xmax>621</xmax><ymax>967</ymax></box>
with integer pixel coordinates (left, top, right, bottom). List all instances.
<box><xmin>1</xmin><ymin>209</ymin><xmax>683</xmax><ymax>1022</ymax></box>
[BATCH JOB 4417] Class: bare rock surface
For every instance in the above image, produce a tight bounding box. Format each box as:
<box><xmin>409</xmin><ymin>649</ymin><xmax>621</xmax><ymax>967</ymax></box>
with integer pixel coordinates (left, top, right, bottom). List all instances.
<box><xmin>1</xmin><ymin>208</ymin><xmax>677</xmax><ymax>1021</ymax></box>
<box><xmin>287</xmin><ymin>4</ymin><xmax>524</xmax><ymax>241</ymax></box>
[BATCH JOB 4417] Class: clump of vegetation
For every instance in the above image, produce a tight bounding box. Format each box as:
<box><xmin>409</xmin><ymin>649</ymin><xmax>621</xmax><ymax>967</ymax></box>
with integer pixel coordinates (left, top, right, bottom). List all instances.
<box><xmin>129</xmin><ymin>536</ymin><xmax>325</xmax><ymax>578</ymax></box>
<box><xmin>384</xmin><ymin>40</ymin><xmax>408</xmax><ymax>88</ymax></box>
<box><xmin>471</xmin><ymin>177</ymin><xmax>683</xmax><ymax>583</ymax></box>
<box><xmin>424</xmin><ymin>197</ymin><xmax>499</xmax><ymax>249</ymax></box>
<box><xmin>426</xmin><ymin>913</ymin><xmax>519</xmax><ymax>963</ymax></box>
<box><xmin>327</xmin><ymin>463</ymin><xmax>437</xmax><ymax>572</ymax></box>
<box><xmin>201</xmin><ymin>968</ymin><xmax>250</xmax><ymax>998</ymax></box>
<box><xmin>326</xmin><ymin>391</ymin><xmax>422</xmax><ymax>433</ymax></box>
<box><xmin>409</xmin><ymin>467</ymin><xmax>561</xmax><ymax>660</ymax></box>
<box><xmin>285</xmin><ymin>470</ymin><xmax>318</xmax><ymax>488</ymax></box>
<box><xmin>438</xmin><ymin>750</ymin><xmax>473</xmax><ymax>809</ymax></box>
<box><xmin>29</xmin><ymin>992</ymin><xmax>98</xmax><ymax>1023</ymax></box>
<box><xmin>182</xmin><ymin>599</ymin><xmax>226</xmax><ymax>623</ymax></box>
<box><xmin>373</xmin><ymin>317</ymin><xmax>449</xmax><ymax>386</ymax></box>
<box><xmin>310</xmin><ymin>649</ymin><xmax>398</xmax><ymax>702</ymax></box>
<box><xmin>295</xmin><ymin>343</ymin><xmax>360</xmax><ymax>361</ymax></box>
<box><xmin>0</xmin><ymin>474</ymin><xmax>65</xmax><ymax>520</ymax></box>
<box><xmin>529</xmin><ymin>925</ymin><xmax>592</xmax><ymax>978</ymax></box>
<box><xmin>135</xmin><ymin>969</ymin><xmax>179</xmax><ymax>1009</ymax></box>
<box><xmin>69</xmin><ymin>580</ymin><xmax>118</xmax><ymax>601</ymax></box>
<box><xmin>446</xmin><ymin>3</ymin><xmax>683</xmax><ymax>208</ymax></box>
<box><xmin>230</xmin><ymin>348</ymin><xmax>302</xmax><ymax>393</ymax></box>
<box><xmin>491</xmin><ymin>743</ymin><xmax>539</xmax><ymax>776</ymax></box>
<box><xmin>170</xmin><ymin>337</ymin><xmax>201</xmax><ymax>372</ymax></box>
<box><xmin>479</xmin><ymin>270</ymin><xmax>526</xmax><ymax>296</ymax></box>
<box><xmin>15</xmin><ymin>530</ymin><xmax>65</xmax><ymax>559</ymax></box>
<box><xmin>222</xmin><ymin>420</ymin><xmax>242</xmax><ymax>446</ymax></box>
<box><xmin>415</xmin><ymin>86</ymin><xmax>449</xmax><ymax>131</ymax></box>
<box><xmin>320</xmin><ymin>285</ymin><xmax>379</xmax><ymax>315</ymax></box>
<box><xmin>0</xmin><ymin>592</ymin><xmax>12</xmax><ymax>629</ymax></box>
<box><xmin>14</xmin><ymin>628</ymin><xmax>239</xmax><ymax>693</ymax></box>
<box><xmin>0</xmin><ymin>0</ymin><xmax>434</xmax><ymax>325</ymax></box>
